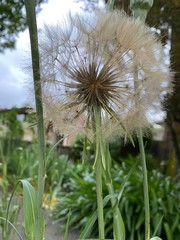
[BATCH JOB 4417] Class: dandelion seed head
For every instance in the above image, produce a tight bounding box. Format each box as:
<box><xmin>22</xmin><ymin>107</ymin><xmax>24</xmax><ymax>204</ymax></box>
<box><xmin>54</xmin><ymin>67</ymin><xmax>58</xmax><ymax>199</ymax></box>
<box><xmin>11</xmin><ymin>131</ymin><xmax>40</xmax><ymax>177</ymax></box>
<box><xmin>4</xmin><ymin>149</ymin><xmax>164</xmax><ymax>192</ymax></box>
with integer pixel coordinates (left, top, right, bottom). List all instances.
<box><xmin>39</xmin><ymin>10</ymin><xmax>172</xmax><ymax>141</ymax></box>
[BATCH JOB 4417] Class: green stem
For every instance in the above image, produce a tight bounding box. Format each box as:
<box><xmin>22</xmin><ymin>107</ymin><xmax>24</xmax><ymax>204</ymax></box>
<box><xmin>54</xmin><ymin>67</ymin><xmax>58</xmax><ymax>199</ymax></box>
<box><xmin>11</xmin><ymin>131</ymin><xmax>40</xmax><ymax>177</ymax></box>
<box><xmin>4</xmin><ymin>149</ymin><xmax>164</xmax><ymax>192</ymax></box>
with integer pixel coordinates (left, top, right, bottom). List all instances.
<box><xmin>24</xmin><ymin>1</ymin><xmax>46</xmax><ymax>239</ymax></box>
<box><xmin>107</xmin><ymin>182</ymin><xmax>125</xmax><ymax>240</ymax></box>
<box><xmin>137</xmin><ymin>128</ymin><xmax>150</xmax><ymax>240</ymax></box>
<box><xmin>108</xmin><ymin>0</ymin><xmax>114</xmax><ymax>11</ymax></box>
<box><xmin>95</xmin><ymin>154</ymin><xmax>105</xmax><ymax>239</ymax></box>
<box><xmin>130</xmin><ymin>2</ymin><xmax>153</xmax><ymax>239</ymax></box>
<box><xmin>104</xmin><ymin>144</ymin><xmax>125</xmax><ymax>240</ymax></box>
<box><xmin>92</xmin><ymin>107</ymin><xmax>105</xmax><ymax>239</ymax></box>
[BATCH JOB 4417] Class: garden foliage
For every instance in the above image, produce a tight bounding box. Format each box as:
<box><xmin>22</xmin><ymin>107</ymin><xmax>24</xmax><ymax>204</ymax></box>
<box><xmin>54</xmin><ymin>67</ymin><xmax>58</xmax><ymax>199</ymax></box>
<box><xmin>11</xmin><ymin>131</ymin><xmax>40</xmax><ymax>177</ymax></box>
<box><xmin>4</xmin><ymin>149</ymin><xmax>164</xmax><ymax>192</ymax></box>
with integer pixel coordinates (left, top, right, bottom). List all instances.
<box><xmin>55</xmin><ymin>157</ymin><xmax>180</xmax><ymax>240</ymax></box>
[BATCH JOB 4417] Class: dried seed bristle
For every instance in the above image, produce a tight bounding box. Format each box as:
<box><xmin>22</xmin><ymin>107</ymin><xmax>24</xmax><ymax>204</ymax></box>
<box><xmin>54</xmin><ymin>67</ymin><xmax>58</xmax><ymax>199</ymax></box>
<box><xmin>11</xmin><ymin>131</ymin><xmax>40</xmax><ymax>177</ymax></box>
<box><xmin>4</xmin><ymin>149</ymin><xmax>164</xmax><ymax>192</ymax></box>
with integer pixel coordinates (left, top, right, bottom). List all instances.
<box><xmin>39</xmin><ymin>10</ymin><xmax>172</xmax><ymax>140</ymax></box>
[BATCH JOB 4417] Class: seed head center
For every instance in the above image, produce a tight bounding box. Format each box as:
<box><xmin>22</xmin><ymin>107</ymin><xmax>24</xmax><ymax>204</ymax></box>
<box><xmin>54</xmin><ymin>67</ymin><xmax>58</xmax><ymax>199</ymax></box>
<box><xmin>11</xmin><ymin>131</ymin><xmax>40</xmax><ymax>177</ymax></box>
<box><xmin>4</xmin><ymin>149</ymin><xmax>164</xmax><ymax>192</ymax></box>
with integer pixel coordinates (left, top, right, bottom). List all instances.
<box><xmin>91</xmin><ymin>80</ymin><xmax>99</xmax><ymax>91</ymax></box>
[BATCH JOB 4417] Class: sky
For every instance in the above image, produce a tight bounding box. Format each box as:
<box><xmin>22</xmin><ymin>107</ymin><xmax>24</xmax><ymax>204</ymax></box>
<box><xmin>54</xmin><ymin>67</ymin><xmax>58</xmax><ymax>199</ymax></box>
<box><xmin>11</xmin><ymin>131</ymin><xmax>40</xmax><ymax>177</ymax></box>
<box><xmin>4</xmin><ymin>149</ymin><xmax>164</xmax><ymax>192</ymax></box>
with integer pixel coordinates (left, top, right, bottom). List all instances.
<box><xmin>0</xmin><ymin>0</ymin><xmax>84</xmax><ymax>109</ymax></box>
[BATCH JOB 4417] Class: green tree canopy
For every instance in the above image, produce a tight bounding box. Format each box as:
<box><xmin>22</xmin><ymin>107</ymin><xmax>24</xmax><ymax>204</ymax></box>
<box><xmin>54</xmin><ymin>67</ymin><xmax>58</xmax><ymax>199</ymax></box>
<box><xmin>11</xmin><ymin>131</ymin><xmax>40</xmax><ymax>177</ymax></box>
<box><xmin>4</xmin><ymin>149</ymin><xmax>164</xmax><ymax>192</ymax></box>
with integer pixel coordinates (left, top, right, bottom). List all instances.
<box><xmin>0</xmin><ymin>0</ymin><xmax>47</xmax><ymax>52</ymax></box>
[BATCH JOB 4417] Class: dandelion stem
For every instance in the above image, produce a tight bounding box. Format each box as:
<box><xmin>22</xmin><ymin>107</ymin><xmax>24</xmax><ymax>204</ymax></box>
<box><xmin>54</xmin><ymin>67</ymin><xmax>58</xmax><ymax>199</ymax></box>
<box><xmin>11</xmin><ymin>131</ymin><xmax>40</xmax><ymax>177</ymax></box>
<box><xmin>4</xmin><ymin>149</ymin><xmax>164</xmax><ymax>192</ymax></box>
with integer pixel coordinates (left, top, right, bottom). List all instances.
<box><xmin>24</xmin><ymin>1</ymin><xmax>46</xmax><ymax>239</ymax></box>
<box><xmin>92</xmin><ymin>107</ymin><xmax>105</xmax><ymax>239</ymax></box>
<box><xmin>130</xmin><ymin>2</ymin><xmax>153</xmax><ymax>239</ymax></box>
<box><xmin>108</xmin><ymin>0</ymin><xmax>115</xmax><ymax>11</ymax></box>
<box><xmin>133</xmin><ymin>63</ymin><xmax>150</xmax><ymax>240</ymax></box>
<box><xmin>95</xmin><ymin>154</ymin><xmax>105</xmax><ymax>239</ymax></box>
<box><xmin>137</xmin><ymin>128</ymin><xmax>150</xmax><ymax>240</ymax></box>
<box><xmin>104</xmin><ymin>144</ymin><xmax>125</xmax><ymax>240</ymax></box>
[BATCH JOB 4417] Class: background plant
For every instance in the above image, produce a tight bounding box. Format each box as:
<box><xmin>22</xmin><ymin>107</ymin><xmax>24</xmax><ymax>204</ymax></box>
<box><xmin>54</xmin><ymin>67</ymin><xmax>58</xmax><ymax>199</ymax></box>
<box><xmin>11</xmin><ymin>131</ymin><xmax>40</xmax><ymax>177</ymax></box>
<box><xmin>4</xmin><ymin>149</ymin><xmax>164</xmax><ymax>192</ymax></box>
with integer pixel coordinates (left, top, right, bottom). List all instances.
<box><xmin>0</xmin><ymin>138</ymin><xmax>22</xmax><ymax>240</ymax></box>
<box><xmin>54</xmin><ymin>157</ymin><xmax>180</xmax><ymax>240</ymax></box>
<box><xmin>0</xmin><ymin>125</ymin><xmax>67</xmax><ymax>240</ymax></box>
<box><xmin>0</xmin><ymin>109</ymin><xmax>25</xmax><ymax>240</ymax></box>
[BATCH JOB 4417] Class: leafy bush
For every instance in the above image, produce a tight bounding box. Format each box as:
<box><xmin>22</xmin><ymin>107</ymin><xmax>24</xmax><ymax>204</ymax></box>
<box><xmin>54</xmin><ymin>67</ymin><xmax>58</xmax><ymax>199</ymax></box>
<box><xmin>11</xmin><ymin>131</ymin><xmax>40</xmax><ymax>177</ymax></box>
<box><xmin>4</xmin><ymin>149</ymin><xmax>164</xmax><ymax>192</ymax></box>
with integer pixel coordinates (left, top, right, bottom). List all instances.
<box><xmin>54</xmin><ymin>157</ymin><xmax>180</xmax><ymax>239</ymax></box>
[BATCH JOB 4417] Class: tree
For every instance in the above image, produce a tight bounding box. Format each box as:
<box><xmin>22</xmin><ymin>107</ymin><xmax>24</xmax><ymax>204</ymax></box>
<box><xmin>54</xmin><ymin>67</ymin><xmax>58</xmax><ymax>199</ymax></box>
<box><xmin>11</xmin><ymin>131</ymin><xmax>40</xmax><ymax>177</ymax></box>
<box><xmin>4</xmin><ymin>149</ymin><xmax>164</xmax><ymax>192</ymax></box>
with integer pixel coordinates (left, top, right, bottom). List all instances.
<box><xmin>0</xmin><ymin>0</ymin><xmax>47</xmax><ymax>52</ymax></box>
<box><xmin>145</xmin><ymin>0</ymin><xmax>180</xmax><ymax>169</ymax></box>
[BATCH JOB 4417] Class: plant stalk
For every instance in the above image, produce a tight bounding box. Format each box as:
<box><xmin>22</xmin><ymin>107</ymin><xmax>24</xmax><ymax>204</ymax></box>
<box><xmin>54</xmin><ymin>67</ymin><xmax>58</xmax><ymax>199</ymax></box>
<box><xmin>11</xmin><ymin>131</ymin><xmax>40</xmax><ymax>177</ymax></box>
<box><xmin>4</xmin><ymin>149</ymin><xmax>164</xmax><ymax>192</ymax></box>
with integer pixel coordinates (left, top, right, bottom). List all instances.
<box><xmin>108</xmin><ymin>0</ymin><xmax>115</xmax><ymax>11</ymax></box>
<box><xmin>92</xmin><ymin>106</ymin><xmax>105</xmax><ymax>239</ymax></box>
<box><xmin>95</xmin><ymin>154</ymin><xmax>105</xmax><ymax>239</ymax></box>
<box><xmin>133</xmin><ymin>64</ymin><xmax>150</xmax><ymax>240</ymax></box>
<box><xmin>24</xmin><ymin>0</ymin><xmax>46</xmax><ymax>239</ymax></box>
<box><xmin>107</xmin><ymin>182</ymin><xmax>125</xmax><ymax>240</ymax></box>
<box><xmin>130</xmin><ymin>2</ymin><xmax>154</xmax><ymax>239</ymax></box>
<box><xmin>137</xmin><ymin>128</ymin><xmax>150</xmax><ymax>240</ymax></box>
<box><xmin>104</xmin><ymin>144</ymin><xmax>125</xmax><ymax>240</ymax></box>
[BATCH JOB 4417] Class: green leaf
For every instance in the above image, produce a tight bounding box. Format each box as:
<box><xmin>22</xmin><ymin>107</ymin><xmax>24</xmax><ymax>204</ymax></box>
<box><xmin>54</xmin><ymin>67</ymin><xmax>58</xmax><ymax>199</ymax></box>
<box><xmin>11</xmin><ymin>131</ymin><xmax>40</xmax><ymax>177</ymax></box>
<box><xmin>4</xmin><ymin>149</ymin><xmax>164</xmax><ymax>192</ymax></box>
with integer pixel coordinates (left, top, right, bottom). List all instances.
<box><xmin>171</xmin><ymin>214</ymin><xmax>179</xmax><ymax>233</ymax></box>
<box><xmin>78</xmin><ymin>195</ymin><xmax>111</xmax><ymax>239</ymax></box>
<box><xmin>164</xmin><ymin>222</ymin><xmax>172</xmax><ymax>240</ymax></box>
<box><xmin>0</xmin><ymin>217</ymin><xmax>24</xmax><ymax>240</ymax></box>
<box><xmin>5</xmin><ymin>179</ymin><xmax>37</xmax><ymax>240</ymax></box>
<box><xmin>118</xmin><ymin>159</ymin><xmax>139</xmax><ymax>202</ymax></box>
<box><xmin>20</xmin><ymin>179</ymin><xmax>36</xmax><ymax>240</ymax></box>
<box><xmin>63</xmin><ymin>210</ymin><xmax>71</xmax><ymax>240</ymax></box>
<box><xmin>113</xmin><ymin>205</ymin><xmax>125</xmax><ymax>240</ymax></box>
<box><xmin>152</xmin><ymin>215</ymin><xmax>164</xmax><ymax>237</ymax></box>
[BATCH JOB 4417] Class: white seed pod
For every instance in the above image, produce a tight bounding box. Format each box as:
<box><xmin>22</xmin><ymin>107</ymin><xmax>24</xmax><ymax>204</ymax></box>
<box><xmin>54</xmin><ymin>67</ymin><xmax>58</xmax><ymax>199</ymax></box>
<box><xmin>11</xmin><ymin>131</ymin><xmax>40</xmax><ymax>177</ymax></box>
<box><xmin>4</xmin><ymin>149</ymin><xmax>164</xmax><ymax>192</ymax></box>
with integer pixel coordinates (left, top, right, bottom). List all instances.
<box><xmin>39</xmin><ymin>10</ymin><xmax>172</xmax><ymax>141</ymax></box>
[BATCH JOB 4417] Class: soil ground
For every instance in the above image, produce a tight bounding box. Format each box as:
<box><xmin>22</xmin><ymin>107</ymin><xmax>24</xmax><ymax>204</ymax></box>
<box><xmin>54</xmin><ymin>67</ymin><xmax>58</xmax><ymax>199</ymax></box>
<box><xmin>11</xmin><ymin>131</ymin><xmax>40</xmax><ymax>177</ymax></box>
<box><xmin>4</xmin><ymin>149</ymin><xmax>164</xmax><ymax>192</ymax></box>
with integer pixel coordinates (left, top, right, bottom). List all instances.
<box><xmin>0</xmin><ymin>210</ymin><xmax>79</xmax><ymax>240</ymax></box>
<box><xmin>44</xmin><ymin>211</ymin><xmax>79</xmax><ymax>240</ymax></box>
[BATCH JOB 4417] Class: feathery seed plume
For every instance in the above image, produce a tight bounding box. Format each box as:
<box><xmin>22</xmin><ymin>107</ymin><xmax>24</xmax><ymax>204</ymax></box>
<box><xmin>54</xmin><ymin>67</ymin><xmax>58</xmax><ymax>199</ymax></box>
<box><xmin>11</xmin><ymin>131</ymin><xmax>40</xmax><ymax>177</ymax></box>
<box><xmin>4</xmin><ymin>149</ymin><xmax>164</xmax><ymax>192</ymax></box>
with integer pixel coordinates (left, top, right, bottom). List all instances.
<box><xmin>39</xmin><ymin>10</ymin><xmax>172</xmax><ymax>140</ymax></box>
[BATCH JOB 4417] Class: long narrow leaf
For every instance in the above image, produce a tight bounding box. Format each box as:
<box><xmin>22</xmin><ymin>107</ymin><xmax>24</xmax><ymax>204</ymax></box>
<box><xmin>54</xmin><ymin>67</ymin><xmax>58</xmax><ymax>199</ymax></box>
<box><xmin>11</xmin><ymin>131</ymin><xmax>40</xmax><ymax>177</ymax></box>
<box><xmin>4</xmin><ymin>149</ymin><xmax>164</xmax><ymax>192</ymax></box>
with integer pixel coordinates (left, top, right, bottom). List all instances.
<box><xmin>164</xmin><ymin>223</ymin><xmax>172</xmax><ymax>240</ymax></box>
<box><xmin>113</xmin><ymin>205</ymin><xmax>125</xmax><ymax>240</ymax></box>
<box><xmin>78</xmin><ymin>195</ymin><xmax>112</xmax><ymax>239</ymax></box>
<box><xmin>0</xmin><ymin>217</ymin><xmax>24</xmax><ymax>240</ymax></box>
<box><xmin>152</xmin><ymin>215</ymin><xmax>164</xmax><ymax>237</ymax></box>
<box><xmin>5</xmin><ymin>179</ymin><xmax>37</xmax><ymax>240</ymax></box>
<box><xmin>5</xmin><ymin>181</ymin><xmax>21</xmax><ymax>233</ymax></box>
<box><xmin>20</xmin><ymin>180</ymin><xmax>36</xmax><ymax>240</ymax></box>
<box><xmin>118</xmin><ymin>159</ymin><xmax>139</xmax><ymax>202</ymax></box>
<box><xmin>103</xmin><ymin>144</ymin><xmax>125</xmax><ymax>240</ymax></box>
<box><xmin>63</xmin><ymin>210</ymin><xmax>72</xmax><ymax>240</ymax></box>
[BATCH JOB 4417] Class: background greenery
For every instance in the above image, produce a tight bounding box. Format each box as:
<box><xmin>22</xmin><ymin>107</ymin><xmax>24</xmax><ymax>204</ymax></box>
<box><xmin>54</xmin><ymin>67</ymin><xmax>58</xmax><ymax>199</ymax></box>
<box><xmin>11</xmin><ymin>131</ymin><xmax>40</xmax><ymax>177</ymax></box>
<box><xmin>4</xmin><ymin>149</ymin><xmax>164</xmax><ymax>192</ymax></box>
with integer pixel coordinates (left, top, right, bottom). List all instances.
<box><xmin>0</xmin><ymin>0</ymin><xmax>180</xmax><ymax>239</ymax></box>
<box><xmin>0</xmin><ymin>0</ymin><xmax>47</xmax><ymax>52</ymax></box>
<box><xmin>54</xmin><ymin>157</ymin><xmax>180</xmax><ymax>240</ymax></box>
